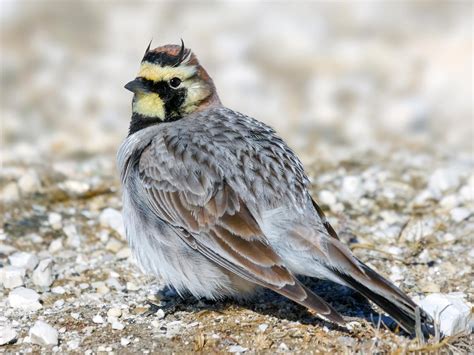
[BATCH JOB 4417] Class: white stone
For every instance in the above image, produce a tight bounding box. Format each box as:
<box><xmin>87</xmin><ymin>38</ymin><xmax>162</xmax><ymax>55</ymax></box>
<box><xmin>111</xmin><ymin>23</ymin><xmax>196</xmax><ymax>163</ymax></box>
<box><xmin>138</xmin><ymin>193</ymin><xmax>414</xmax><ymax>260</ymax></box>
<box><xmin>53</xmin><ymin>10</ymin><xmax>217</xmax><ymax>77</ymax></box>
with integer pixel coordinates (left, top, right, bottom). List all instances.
<box><xmin>71</xmin><ymin>313</ymin><xmax>80</xmax><ymax>320</ymax></box>
<box><xmin>318</xmin><ymin>190</ymin><xmax>337</xmax><ymax>206</ymax></box>
<box><xmin>29</xmin><ymin>321</ymin><xmax>58</xmax><ymax>346</ymax></box>
<box><xmin>428</xmin><ymin>168</ymin><xmax>462</xmax><ymax>195</ymax></box>
<box><xmin>228</xmin><ymin>345</ymin><xmax>248</xmax><ymax>353</ymax></box>
<box><xmin>51</xmin><ymin>286</ymin><xmax>66</xmax><ymax>295</ymax></box>
<box><xmin>18</xmin><ymin>170</ymin><xmax>41</xmax><ymax>195</ymax></box>
<box><xmin>63</xmin><ymin>225</ymin><xmax>81</xmax><ymax>248</ymax></box>
<box><xmin>59</xmin><ymin>180</ymin><xmax>89</xmax><ymax>196</ymax></box>
<box><xmin>106</xmin><ymin>238</ymin><xmax>123</xmax><ymax>253</ymax></box>
<box><xmin>8</xmin><ymin>287</ymin><xmax>42</xmax><ymax>311</ymax></box>
<box><xmin>442</xmin><ymin>233</ymin><xmax>456</xmax><ymax>242</ymax></box>
<box><xmin>8</xmin><ymin>252</ymin><xmax>39</xmax><ymax>271</ymax></box>
<box><xmin>450</xmin><ymin>207</ymin><xmax>470</xmax><ymax>223</ymax></box>
<box><xmin>0</xmin><ymin>266</ymin><xmax>25</xmax><ymax>289</ymax></box>
<box><xmin>100</xmin><ymin>208</ymin><xmax>125</xmax><ymax>239</ymax></box>
<box><xmin>417</xmin><ymin>293</ymin><xmax>472</xmax><ymax>336</ymax></box>
<box><xmin>126</xmin><ymin>282</ymin><xmax>139</xmax><ymax>291</ymax></box>
<box><xmin>116</xmin><ymin>247</ymin><xmax>131</xmax><ymax>260</ymax></box>
<box><xmin>107</xmin><ymin>308</ymin><xmax>122</xmax><ymax>318</ymax></box>
<box><xmin>418</xmin><ymin>249</ymin><xmax>431</xmax><ymax>263</ymax></box>
<box><xmin>112</xmin><ymin>322</ymin><xmax>124</xmax><ymax>330</ymax></box>
<box><xmin>156</xmin><ymin>309</ymin><xmax>165</xmax><ymax>319</ymax></box>
<box><xmin>389</xmin><ymin>265</ymin><xmax>404</xmax><ymax>284</ymax></box>
<box><xmin>32</xmin><ymin>259</ymin><xmax>54</xmax><ymax>288</ymax></box>
<box><xmin>48</xmin><ymin>213</ymin><xmax>62</xmax><ymax>230</ymax></box>
<box><xmin>48</xmin><ymin>239</ymin><xmax>63</xmax><ymax>254</ymax></box>
<box><xmin>258</xmin><ymin>323</ymin><xmax>268</xmax><ymax>332</ymax></box>
<box><xmin>67</xmin><ymin>339</ymin><xmax>80</xmax><ymax>350</ymax></box>
<box><xmin>278</xmin><ymin>343</ymin><xmax>289</xmax><ymax>351</ymax></box>
<box><xmin>54</xmin><ymin>299</ymin><xmax>65</xmax><ymax>308</ymax></box>
<box><xmin>120</xmin><ymin>337</ymin><xmax>130</xmax><ymax>346</ymax></box>
<box><xmin>0</xmin><ymin>325</ymin><xmax>17</xmax><ymax>345</ymax></box>
<box><xmin>339</xmin><ymin>176</ymin><xmax>364</xmax><ymax>202</ymax></box>
<box><xmin>0</xmin><ymin>243</ymin><xmax>16</xmax><ymax>255</ymax></box>
<box><xmin>92</xmin><ymin>314</ymin><xmax>104</xmax><ymax>324</ymax></box>
<box><xmin>400</xmin><ymin>217</ymin><xmax>437</xmax><ymax>242</ymax></box>
<box><xmin>0</xmin><ymin>182</ymin><xmax>20</xmax><ymax>202</ymax></box>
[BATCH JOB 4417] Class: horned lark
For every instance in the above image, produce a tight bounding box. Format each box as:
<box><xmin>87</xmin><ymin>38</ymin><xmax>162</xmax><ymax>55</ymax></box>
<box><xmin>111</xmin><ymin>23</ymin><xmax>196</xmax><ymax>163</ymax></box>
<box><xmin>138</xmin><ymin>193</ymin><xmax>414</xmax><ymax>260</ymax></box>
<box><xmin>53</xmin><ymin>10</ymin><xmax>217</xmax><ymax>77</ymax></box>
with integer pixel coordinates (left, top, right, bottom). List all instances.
<box><xmin>118</xmin><ymin>41</ymin><xmax>433</xmax><ymax>336</ymax></box>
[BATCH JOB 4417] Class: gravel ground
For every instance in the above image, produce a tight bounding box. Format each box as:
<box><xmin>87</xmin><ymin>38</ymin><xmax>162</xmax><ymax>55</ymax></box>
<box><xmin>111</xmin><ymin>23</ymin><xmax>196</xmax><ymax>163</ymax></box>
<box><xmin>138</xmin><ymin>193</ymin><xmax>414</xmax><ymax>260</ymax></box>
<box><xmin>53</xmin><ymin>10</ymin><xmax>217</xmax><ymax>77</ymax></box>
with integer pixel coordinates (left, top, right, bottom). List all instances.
<box><xmin>1</xmin><ymin>1</ymin><xmax>472</xmax><ymax>353</ymax></box>
<box><xmin>1</xmin><ymin>144</ymin><xmax>472</xmax><ymax>353</ymax></box>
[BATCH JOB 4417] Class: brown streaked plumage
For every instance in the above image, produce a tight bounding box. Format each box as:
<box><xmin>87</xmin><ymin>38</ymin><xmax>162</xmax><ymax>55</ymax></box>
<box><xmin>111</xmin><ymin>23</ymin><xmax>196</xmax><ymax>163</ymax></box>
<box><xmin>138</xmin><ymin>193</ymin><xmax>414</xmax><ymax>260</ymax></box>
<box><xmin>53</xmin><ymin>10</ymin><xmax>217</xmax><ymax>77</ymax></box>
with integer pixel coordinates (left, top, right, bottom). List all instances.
<box><xmin>118</xmin><ymin>41</ymin><xmax>434</xmax><ymax>337</ymax></box>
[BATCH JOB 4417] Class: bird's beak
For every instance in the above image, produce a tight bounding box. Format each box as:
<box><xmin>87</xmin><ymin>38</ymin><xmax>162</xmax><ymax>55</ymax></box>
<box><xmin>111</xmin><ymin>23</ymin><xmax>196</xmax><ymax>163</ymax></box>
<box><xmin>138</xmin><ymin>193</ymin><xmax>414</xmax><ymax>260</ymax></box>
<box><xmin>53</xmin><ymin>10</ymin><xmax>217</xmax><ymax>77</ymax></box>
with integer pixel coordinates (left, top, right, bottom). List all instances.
<box><xmin>124</xmin><ymin>78</ymin><xmax>150</xmax><ymax>94</ymax></box>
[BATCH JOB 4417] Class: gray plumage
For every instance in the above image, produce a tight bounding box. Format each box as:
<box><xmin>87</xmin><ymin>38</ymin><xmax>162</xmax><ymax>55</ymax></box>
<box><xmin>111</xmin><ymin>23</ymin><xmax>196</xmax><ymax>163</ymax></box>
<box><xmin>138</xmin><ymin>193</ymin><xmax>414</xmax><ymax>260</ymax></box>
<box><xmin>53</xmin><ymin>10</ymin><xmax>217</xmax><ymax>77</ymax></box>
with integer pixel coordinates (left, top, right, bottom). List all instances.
<box><xmin>118</xmin><ymin>43</ymin><xmax>434</xmax><ymax>336</ymax></box>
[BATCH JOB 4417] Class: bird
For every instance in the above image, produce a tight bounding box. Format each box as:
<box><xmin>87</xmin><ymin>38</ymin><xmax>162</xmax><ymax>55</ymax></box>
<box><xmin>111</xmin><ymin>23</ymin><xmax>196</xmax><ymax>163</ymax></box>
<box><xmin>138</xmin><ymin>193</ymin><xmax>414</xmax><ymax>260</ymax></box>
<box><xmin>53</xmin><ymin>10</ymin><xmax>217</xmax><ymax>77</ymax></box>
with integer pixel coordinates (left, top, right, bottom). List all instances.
<box><xmin>117</xmin><ymin>40</ymin><xmax>433</xmax><ymax>337</ymax></box>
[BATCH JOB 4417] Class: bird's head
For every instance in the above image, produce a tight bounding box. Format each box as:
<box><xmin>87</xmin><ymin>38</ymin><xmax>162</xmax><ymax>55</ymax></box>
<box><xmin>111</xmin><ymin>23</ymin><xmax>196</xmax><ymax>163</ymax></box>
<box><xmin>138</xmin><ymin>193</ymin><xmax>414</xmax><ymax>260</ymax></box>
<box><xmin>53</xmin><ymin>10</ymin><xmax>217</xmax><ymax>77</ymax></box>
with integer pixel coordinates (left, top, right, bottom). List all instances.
<box><xmin>125</xmin><ymin>40</ymin><xmax>220</xmax><ymax>123</ymax></box>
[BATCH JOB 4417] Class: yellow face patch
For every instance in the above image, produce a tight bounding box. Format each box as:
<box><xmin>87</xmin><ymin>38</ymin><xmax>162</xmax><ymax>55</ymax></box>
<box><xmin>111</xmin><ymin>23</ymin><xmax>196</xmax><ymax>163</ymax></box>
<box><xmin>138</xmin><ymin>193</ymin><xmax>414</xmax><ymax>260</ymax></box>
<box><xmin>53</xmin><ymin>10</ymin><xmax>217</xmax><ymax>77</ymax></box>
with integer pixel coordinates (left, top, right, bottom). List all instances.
<box><xmin>133</xmin><ymin>93</ymin><xmax>165</xmax><ymax>119</ymax></box>
<box><xmin>138</xmin><ymin>62</ymin><xmax>196</xmax><ymax>82</ymax></box>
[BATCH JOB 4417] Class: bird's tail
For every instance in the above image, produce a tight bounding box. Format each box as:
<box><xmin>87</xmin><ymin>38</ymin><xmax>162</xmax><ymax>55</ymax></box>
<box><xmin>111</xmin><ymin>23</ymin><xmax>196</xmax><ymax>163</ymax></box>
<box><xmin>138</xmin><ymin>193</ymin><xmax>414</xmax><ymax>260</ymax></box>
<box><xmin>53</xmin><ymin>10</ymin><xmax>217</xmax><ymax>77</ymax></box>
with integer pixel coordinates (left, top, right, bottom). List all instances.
<box><xmin>324</xmin><ymin>239</ymin><xmax>434</xmax><ymax>337</ymax></box>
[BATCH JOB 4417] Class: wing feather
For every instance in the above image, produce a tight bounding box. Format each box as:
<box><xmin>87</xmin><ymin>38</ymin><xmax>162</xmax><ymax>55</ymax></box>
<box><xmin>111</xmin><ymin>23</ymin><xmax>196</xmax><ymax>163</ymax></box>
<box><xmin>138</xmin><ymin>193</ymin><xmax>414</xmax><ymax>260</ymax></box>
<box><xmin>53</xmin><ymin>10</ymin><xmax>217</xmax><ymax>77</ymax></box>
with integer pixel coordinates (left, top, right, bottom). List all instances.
<box><xmin>136</xmin><ymin>134</ymin><xmax>345</xmax><ymax>324</ymax></box>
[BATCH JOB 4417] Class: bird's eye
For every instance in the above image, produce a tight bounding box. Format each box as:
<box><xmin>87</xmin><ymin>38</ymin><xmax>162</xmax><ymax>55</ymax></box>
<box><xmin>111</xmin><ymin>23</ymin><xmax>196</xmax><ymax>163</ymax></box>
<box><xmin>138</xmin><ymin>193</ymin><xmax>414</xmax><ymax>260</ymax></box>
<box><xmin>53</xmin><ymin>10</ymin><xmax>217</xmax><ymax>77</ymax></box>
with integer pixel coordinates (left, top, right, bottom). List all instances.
<box><xmin>169</xmin><ymin>77</ymin><xmax>182</xmax><ymax>88</ymax></box>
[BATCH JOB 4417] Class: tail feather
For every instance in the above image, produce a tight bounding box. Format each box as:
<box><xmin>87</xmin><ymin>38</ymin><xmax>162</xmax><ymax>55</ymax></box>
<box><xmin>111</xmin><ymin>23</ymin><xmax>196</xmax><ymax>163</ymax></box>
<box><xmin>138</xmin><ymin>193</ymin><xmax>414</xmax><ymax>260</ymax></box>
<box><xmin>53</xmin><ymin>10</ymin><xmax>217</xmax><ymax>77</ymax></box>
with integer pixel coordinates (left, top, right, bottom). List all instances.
<box><xmin>331</xmin><ymin>262</ymin><xmax>434</xmax><ymax>336</ymax></box>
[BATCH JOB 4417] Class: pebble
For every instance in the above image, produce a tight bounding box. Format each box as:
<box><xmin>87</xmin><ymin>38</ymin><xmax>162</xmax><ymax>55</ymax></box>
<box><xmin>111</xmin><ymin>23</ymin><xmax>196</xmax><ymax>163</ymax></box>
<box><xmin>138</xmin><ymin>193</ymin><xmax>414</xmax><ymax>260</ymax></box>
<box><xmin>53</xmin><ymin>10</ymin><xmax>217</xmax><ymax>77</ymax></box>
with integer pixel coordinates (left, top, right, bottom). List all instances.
<box><xmin>338</xmin><ymin>336</ymin><xmax>356</xmax><ymax>347</ymax></box>
<box><xmin>106</xmin><ymin>277</ymin><xmax>123</xmax><ymax>290</ymax></box>
<box><xmin>63</xmin><ymin>225</ymin><xmax>81</xmax><ymax>248</ymax></box>
<box><xmin>67</xmin><ymin>339</ymin><xmax>80</xmax><ymax>350</ymax></box>
<box><xmin>48</xmin><ymin>239</ymin><xmax>63</xmax><ymax>254</ymax></box>
<box><xmin>94</xmin><ymin>282</ymin><xmax>110</xmax><ymax>295</ymax></box>
<box><xmin>18</xmin><ymin>170</ymin><xmax>41</xmax><ymax>194</ymax></box>
<box><xmin>442</xmin><ymin>233</ymin><xmax>456</xmax><ymax>242</ymax></box>
<box><xmin>116</xmin><ymin>247</ymin><xmax>132</xmax><ymax>259</ymax></box>
<box><xmin>417</xmin><ymin>249</ymin><xmax>431</xmax><ymax>263</ymax></box>
<box><xmin>29</xmin><ymin>321</ymin><xmax>59</xmax><ymax>346</ymax></box>
<box><xmin>156</xmin><ymin>308</ymin><xmax>165</xmax><ymax>319</ymax></box>
<box><xmin>107</xmin><ymin>308</ymin><xmax>122</xmax><ymax>318</ymax></box>
<box><xmin>0</xmin><ymin>266</ymin><xmax>26</xmax><ymax>289</ymax></box>
<box><xmin>8</xmin><ymin>251</ymin><xmax>39</xmax><ymax>271</ymax></box>
<box><xmin>428</xmin><ymin>168</ymin><xmax>462</xmax><ymax>196</ymax></box>
<box><xmin>8</xmin><ymin>287</ymin><xmax>42</xmax><ymax>311</ymax></box>
<box><xmin>120</xmin><ymin>337</ymin><xmax>131</xmax><ymax>346</ymax></box>
<box><xmin>228</xmin><ymin>345</ymin><xmax>248</xmax><ymax>353</ymax></box>
<box><xmin>48</xmin><ymin>213</ymin><xmax>63</xmax><ymax>230</ymax></box>
<box><xmin>0</xmin><ymin>182</ymin><xmax>20</xmax><ymax>202</ymax></box>
<box><xmin>417</xmin><ymin>293</ymin><xmax>472</xmax><ymax>336</ymax></box>
<box><xmin>389</xmin><ymin>266</ymin><xmax>404</xmax><ymax>284</ymax></box>
<box><xmin>0</xmin><ymin>325</ymin><xmax>17</xmax><ymax>345</ymax></box>
<box><xmin>126</xmin><ymin>282</ymin><xmax>140</xmax><ymax>291</ymax></box>
<box><xmin>258</xmin><ymin>323</ymin><xmax>268</xmax><ymax>332</ymax></box>
<box><xmin>92</xmin><ymin>314</ymin><xmax>105</xmax><ymax>324</ymax></box>
<box><xmin>339</xmin><ymin>176</ymin><xmax>364</xmax><ymax>202</ymax></box>
<box><xmin>112</xmin><ymin>322</ymin><xmax>125</xmax><ymax>330</ymax></box>
<box><xmin>59</xmin><ymin>180</ymin><xmax>90</xmax><ymax>196</ymax></box>
<box><xmin>51</xmin><ymin>286</ymin><xmax>66</xmax><ymax>295</ymax></box>
<box><xmin>100</xmin><ymin>208</ymin><xmax>126</xmax><ymax>239</ymax></box>
<box><xmin>318</xmin><ymin>190</ymin><xmax>337</xmax><ymax>206</ymax></box>
<box><xmin>71</xmin><ymin>313</ymin><xmax>80</xmax><ymax>320</ymax></box>
<box><xmin>420</xmin><ymin>282</ymin><xmax>441</xmax><ymax>293</ymax></box>
<box><xmin>106</xmin><ymin>238</ymin><xmax>123</xmax><ymax>253</ymax></box>
<box><xmin>0</xmin><ymin>243</ymin><xmax>16</xmax><ymax>255</ymax></box>
<box><xmin>449</xmin><ymin>207</ymin><xmax>470</xmax><ymax>223</ymax></box>
<box><xmin>32</xmin><ymin>258</ymin><xmax>54</xmax><ymax>288</ymax></box>
<box><xmin>54</xmin><ymin>299</ymin><xmax>65</xmax><ymax>308</ymax></box>
<box><xmin>399</xmin><ymin>217</ymin><xmax>437</xmax><ymax>242</ymax></box>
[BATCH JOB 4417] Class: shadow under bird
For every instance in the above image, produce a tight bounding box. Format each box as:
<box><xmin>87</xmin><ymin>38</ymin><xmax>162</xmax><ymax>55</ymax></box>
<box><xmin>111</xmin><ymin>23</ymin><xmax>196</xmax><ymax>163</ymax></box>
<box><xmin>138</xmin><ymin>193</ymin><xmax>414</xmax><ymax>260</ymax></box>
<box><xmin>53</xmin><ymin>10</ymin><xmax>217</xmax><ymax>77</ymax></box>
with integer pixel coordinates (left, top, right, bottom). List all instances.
<box><xmin>118</xmin><ymin>40</ymin><xmax>434</xmax><ymax>337</ymax></box>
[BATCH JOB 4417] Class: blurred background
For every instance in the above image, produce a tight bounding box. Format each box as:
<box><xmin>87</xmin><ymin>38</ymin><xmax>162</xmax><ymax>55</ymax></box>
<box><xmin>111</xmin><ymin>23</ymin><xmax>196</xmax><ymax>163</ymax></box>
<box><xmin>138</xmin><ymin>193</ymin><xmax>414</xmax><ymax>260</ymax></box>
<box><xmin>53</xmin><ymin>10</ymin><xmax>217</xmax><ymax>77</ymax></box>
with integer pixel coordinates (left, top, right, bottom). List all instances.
<box><xmin>1</xmin><ymin>1</ymin><xmax>472</xmax><ymax>161</ymax></box>
<box><xmin>0</xmin><ymin>3</ymin><xmax>473</xmax><ymax>351</ymax></box>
